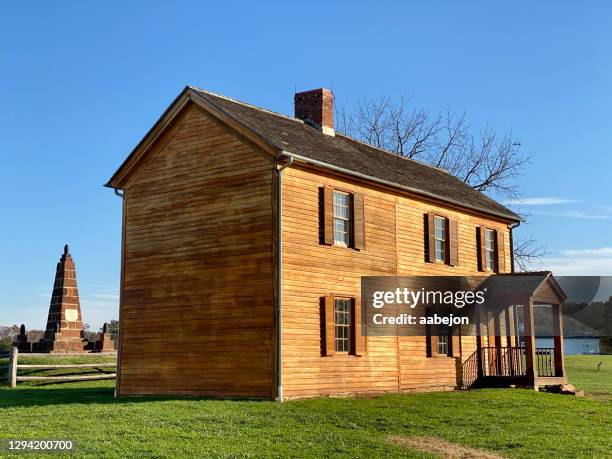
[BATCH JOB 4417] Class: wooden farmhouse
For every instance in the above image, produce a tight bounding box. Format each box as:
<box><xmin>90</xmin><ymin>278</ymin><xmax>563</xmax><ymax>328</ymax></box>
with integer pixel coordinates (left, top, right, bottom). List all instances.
<box><xmin>106</xmin><ymin>87</ymin><xmax>567</xmax><ymax>399</ymax></box>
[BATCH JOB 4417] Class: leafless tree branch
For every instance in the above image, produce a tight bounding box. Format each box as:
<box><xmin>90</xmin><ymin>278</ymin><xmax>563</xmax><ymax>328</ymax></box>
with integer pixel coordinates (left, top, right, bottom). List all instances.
<box><xmin>337</xmin><ymin>95</ymin><xmax>543</xmax><ymax>265</ymax></box>
<box><xmin>336</xmin><ymin>96</ymin><xmax>532</xmax><ymax>199</ymax></box>
<box><xmin>513</xmin><ymin>236</ymin><xmax>549</xmax><ymax>272</ymax></box>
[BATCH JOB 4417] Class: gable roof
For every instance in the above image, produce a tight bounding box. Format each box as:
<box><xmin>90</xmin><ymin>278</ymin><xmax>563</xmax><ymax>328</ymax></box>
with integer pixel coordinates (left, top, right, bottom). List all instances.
<box><xmin>106</xmin><ymin>86</ymin><xmax>520</xmax><ymax>222</ymax></box>
<box><xmin>479</xmin><ymin>271</ymin><xmax>567</xmax><ymax>303</ymax></box>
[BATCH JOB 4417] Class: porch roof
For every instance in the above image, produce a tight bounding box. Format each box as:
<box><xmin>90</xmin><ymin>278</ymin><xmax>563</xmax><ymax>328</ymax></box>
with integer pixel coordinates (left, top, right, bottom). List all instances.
<box><xmin>479</xmin><ymin>271</ymin><xmax>567</xmax><ymax>304</ymax></box>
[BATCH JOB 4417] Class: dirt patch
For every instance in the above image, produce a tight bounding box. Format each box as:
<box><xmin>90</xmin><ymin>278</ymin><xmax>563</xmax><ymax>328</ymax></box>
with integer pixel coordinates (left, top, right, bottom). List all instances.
<box><xmin>387</xmin><ymin>435</ymin><xmax>506</xmax><ymax>459</ymax></box>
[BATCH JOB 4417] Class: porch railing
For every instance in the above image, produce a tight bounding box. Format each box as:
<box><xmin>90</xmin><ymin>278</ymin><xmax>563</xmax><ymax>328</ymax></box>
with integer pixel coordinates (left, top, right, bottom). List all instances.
<box><xmin>535</xmin><ymin>347</ymin><xmax>555</xmax><ymax>377</ymax></box>
<box><xmin>480</xmin><ymin>346</ymin><xmax>526</xmax><ymax>377</ymax></box>
<box><xmin>478</xmin><ymin>346</ymin><xmax>556</xmax><ymax>378</ymax></box>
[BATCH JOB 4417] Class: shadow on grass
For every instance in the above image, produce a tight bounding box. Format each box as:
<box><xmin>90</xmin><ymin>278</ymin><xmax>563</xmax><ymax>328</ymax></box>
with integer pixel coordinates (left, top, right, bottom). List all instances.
<box><xmin>0</xmin><ymin>386</ymin><xmax>268</xmax><ymax>408</ymax></box>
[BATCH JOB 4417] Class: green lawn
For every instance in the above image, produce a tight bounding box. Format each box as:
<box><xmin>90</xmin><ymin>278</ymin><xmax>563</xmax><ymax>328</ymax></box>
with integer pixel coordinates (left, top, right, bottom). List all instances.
<box><xmin>0</xmin><ymin>356</ymin><xmax>610</xmax><ymax>458</ymax></box>
<box><xmin>565</xmin><ymin>355</ymin><xmax>611</xmax><ymax>399</ymax></box>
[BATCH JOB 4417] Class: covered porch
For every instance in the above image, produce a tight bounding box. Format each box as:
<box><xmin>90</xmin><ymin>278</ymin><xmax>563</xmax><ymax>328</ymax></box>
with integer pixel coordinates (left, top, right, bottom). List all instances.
<box><xmin>464</xmin><ymin>272</ymin><xmax>567</xmax><ymax>389</ymax></box>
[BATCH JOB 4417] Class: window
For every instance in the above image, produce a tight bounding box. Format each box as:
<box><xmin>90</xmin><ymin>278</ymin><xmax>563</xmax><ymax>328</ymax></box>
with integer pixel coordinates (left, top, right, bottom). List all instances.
<box><xmin>427</xmin><ymin>213</ymin><xmax>458</xmax><ymax>266</ymax></box>
<box><xmin>334</xmin><ymin>298</ymin><xmax>351</xmax><ymax>352</ymax></box>
<box><xmin>434</xmin><ymin>216</ymin><xmax>447</xmax><ymax>262</ymax></box>
<box><xmin>323</xmin><ymin>187</ymin><xmax>365</xmax><ymax>250</ymax></box>
<box><xmin>437</xmin><ymin>334</ymin><xmax>449</xmax><ymax>355</ymax></box>
<box><xmin>427</xmin><ymin>321</ymin><xmax>452</xmax><ymax>357</ymax></box>
<box><xmin>333</xmin><ymin>191</ymin><xmax>350</xmax><ymax>246</ymax></box>
<box><xmin>485</xmin><ymin>228</ymin><xmax>496</xmax><ymax>271</ymax></box>
<box><xmin>324</xmin><ymin>295</ymin><xmax>366</xmax><ymax>357</ymax></box>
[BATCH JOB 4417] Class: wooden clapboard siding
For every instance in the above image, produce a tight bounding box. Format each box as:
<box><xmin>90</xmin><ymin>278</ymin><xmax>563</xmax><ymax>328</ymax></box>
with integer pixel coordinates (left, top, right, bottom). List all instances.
<box><xmin>280</xmin><ymin>164</ymin><xmax>512</xmax><ymax>398</ymax></box>
<box><xmin>118</xmin><ymin>103</ymin><xmax>275</xmax><ymax>397</ymax></box>
<box><xmin>281</xmin><ymin>166</ymin><xmax>398</xmax><ymax>398</ymax></box>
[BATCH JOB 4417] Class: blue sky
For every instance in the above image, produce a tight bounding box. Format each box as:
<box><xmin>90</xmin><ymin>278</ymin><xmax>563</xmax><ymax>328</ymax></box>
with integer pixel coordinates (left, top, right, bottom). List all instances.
<box><xmin>1</xmin><ymin>1</ymin><xmax>611</xmax><ymax>329</ymax></box>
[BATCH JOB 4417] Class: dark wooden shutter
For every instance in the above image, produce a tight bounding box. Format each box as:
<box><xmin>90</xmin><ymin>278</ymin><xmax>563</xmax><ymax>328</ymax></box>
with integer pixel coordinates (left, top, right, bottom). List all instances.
<box><xmin>324</xmin><ymin>294</ymin><xmax>335</xmax><ymax>356</ymax></box>
<box><xmin>351</xmin><ymin>297</ymin><xmax>366</xmax><ymax>356</ymax></box>
<box><xmin>429</xmin><ymin>328</ymin><xmax>438</xmax><ymax>357</ymax></box>
<box><xmin>497</xmin><ymin>230</ymin><xmax>506</xmax><ymax>273</ymax></box>
<box><xmin>449</xmin><ymin>219</ymin><xmax>459</xmax><ymax>266</ymax></box>
<box><xmin>323</xmin><ymin>186</ymin><xmax>334</xmax><ymax>245</ymax></box>
<box><xmin>451</xmin><ymin>328</ymin><xmax>461</xmax><ymax>357</ymax></box>
<box><xmin>478</xmin><ymin>226</ymin><xmax>486</xmax><ymax>272</ymax></box>
<box><xmin>353</xmin><ymin>193</ymin><xmax>365</xmax><ymax>250</ymax></box>
<box><xmin>427</xmin><ymin>212</ymin><xmax>436</xmax><ymax>262</ymax></box>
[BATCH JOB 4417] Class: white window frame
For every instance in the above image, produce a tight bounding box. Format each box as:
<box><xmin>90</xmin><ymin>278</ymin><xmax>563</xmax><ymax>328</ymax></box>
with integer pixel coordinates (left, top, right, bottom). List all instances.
<box><xmin>485</xmin><ymin>228</ymin><xmax>496</xmax><ymax>271</ymax></box>
<box><xmin>333</xmin><ymin>191</ymin><xmax>351</xmax><ymax>247</ymax></box>
<box><xmin>437</xmin><ymin>333</ymin><xmax>449</xmax><ymax>355</ymax></box>
<box><xmin>334</xmin><ymin>298</ymin><xmax>351</xmax><ymax>353</ymax></box>
<box><xmin>434</xmin><ymin>215</ymin><xmax>447</xmax><ymax>263</ymax></box>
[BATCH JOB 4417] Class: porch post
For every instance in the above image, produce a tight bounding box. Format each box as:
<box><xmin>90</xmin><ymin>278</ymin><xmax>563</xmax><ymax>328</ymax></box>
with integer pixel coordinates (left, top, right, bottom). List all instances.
<box><xmin>523</xmin><ymin>297</ymin><xmax>537</xmax><ymax>384</ymax></box>
<box><xmin>505</xmin><ymin>305</ymin><xmax>515</xmax><ymax>347</ymax></box>
<box><xmin>476</xmin><ymin>303</ymin><xmax>484</xmax><ymax>379</ymax></box>
<box><xmin>505</xmin><ymin>305</ymin><xmax>516</xmax><ymax>376</ymax></box>
<box><xmin>552</xmin><ymin>303</ymin><xmax>565</xmax><ymax>377</ymax></box>
<box><xmin>493</xmin><ymin>306</ymin><xmax>503</xmax><ymax>376</ymax></box>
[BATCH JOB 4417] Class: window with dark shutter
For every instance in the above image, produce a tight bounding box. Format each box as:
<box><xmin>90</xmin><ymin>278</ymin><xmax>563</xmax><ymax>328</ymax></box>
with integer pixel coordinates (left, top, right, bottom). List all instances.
<box><xmin>426</xmin><ymin>213</ymin><xmax>458</xmax><ymax>266</ymax></box>
<box><xmin>427</xmin><ymin>322</ymin><xmax>453</xmax><ymax>357</ymax></box>
<box><xmin>322</xmin><ymin>295</ymin><xmax>366</xmax><ymax>357</ymax></box>
<box><xmin>321</xmin><ymin>187</ymin><xmax>365</xmax><ymax>250</ymax></box>
<box><xmin>478</xmin><ymin>226</ymin><xmax>502</xmax><ymax>272</ymax></box>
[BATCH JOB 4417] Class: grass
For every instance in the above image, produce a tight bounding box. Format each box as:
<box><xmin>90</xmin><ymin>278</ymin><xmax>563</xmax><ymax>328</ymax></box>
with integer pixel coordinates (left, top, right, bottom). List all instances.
<box><xmin>565</xmin><ymin>355</ymin><xmax>611</xmax><ymax>399</ymax></box>
<box><xmin>0</xmin><ymin>355</ymin><xmax>609</xmax><ymax>458</ymax></box>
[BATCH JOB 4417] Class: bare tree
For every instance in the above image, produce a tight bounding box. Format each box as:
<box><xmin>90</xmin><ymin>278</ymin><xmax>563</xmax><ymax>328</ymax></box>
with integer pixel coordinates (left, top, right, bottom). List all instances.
<box><xmin>513</xmin><ymin>236</ymin><xmax>549</xmax><ymax>272</ymax></box>
<box><xmin>336</xmin><ymin>96</ymin><xmax>531</xmax><ymax>199</ymax></box>
<box><xmin>336</xmin><ymin>96</ymin><xmax>544</xmax><ymax>267</ymax></box>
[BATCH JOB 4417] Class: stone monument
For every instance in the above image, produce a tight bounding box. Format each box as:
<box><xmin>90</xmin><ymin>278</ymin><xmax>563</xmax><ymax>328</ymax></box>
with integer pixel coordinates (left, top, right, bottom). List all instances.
<box><xmin>95</xmin><ymin>323</ymin><xmax>116</xmax><ymax>352</ymax></box>
<box><xmin>36</xmin><ymin>245</ymin><xmax>88</xmax><ymax>353</ymax></box>
<box><xmin>13</xmin><ymin>324</ymin><xmax>32</xmax><ymax>352</ymax></box>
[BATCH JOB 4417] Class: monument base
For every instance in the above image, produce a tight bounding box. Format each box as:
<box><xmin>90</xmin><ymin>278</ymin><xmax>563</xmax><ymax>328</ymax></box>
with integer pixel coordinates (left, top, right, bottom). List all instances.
<box><xmin>35</xmin><ymin>335</ymin><xmax>89</xmax><ymax>353</ymax></box>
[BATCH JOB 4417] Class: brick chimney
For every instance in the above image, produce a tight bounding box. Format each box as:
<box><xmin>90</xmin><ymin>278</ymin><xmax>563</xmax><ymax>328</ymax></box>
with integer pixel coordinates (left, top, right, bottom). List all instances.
<box><xmin>294</xmin><ymin>88</ymin><xmax>335</xmax><ymax>136</ymax></box>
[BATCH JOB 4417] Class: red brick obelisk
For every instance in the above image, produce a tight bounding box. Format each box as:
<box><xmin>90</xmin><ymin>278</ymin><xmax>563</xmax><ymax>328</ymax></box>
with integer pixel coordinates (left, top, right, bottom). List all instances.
<box><xmin>37</xmin><ymin>245</ymin><xmax>88</xmax><ymax>353</ymax></box>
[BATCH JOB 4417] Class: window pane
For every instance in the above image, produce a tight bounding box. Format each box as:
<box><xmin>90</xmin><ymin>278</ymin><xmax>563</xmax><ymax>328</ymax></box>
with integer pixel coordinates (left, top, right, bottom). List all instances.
<box><xmin>433</xmin><ymin>216</ymin><xmax>447</xmax><ymax>262</ymax></box>
<box><xmin>333</xmin><ymin>192</ymin><xmax>349</xmax><ymax>218</ymax></box>
<box><xmin>334</xmin><ymin>299</ymin><xmax>352</xmax><ymax>353</ymax></box>
<box><xmin>437</xmin><ymin>335</ymin><xmax>449</xmax><ymax>355</ymax></box>
<box><xmin>435</xmin><ymin>216</ymin><xmax>445</xmax><ymax>237</ymax></box>
<box><xmin>485</xmin><ymin>229</ymin><xmax>495</xmax><ymax>250</ymax></box>
<box><xmin>435</xmin><ymin>240</ymin><xmax>445</xmax><ymax>262</ymax></box>
<box><xmin>334</xmin><ymin>218</ymin><xmax>349</xmax><ymax>245</ymax></box>
<box><xmin>333</xmin><ymin>191</ymin><xmax>351</xmax><ymax>246</ymax></box>
<box><xmin>485</xmin><ymin>229</ymin><xmax>496</xmax><ymax>270</ymax></box>
<box><xmin>486</xmin><ymin>251</ymin><xmax>495</xmax><ymax>270</ymax></box>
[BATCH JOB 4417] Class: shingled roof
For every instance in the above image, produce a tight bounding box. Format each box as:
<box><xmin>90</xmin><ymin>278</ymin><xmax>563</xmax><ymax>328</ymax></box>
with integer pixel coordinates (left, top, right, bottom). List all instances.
<box><xmin>190</xmin><ymin>88</ymin><xmax>519</xmax><ymax>222</ymax></box>
<box><xmin>108</xmin><ymin>86</ymin><xmax>520</xmax><ymax>222</ymax></box>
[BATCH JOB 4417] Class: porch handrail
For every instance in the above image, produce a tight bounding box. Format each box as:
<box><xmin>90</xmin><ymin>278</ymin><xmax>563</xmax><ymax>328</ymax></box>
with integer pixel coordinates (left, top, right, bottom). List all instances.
<box><xmin>479</xmin><ymin>346</ymin><xmax>526</xmax><ymax>378</ymax></box>
<box><xmin>534</xmin><ymin>347</ymin><xmax>555</xmax><ymax>377</ymax></box>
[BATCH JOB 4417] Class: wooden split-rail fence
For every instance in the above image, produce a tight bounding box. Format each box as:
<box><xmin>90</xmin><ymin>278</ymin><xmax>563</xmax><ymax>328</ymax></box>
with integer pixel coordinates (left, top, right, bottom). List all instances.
<box><xmin>1</xmin><ymin>346</ymin><xmax>117</xmax><ymax>388</ymax></box>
